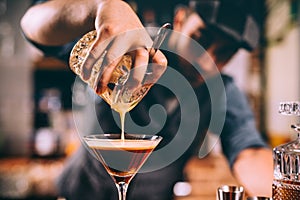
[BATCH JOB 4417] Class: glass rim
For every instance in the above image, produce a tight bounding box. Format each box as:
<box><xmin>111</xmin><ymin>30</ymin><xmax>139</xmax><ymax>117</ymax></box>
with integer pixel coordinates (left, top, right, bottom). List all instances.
<box><xmin>83</xmin><ymin>134</ymin><xmax>162</xmax><ymax>150</ymax></box>
<box><xmin>218</xmin><ymin>185</ymin><xmax>244</xmax><ymax>193</ymax></box>
<box><xmin>83</xmin><ymin>133</ymin><xmax>162</xmax><ymax>140</ymax></box>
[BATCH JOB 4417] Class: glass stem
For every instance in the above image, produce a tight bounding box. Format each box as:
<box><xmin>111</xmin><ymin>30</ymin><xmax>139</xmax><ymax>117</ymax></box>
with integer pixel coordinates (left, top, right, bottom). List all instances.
<box><xmin>116</xmin><ymin>182</ymin><xmax>128</xmax><ymax>200</ymax></box>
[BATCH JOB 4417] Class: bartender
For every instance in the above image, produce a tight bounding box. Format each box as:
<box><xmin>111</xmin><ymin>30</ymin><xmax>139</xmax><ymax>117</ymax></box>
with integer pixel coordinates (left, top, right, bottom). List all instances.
<box><xmin>21</xmin><ymin>0</ymin><xmax>273</xmax><ymax>199</ymax></box>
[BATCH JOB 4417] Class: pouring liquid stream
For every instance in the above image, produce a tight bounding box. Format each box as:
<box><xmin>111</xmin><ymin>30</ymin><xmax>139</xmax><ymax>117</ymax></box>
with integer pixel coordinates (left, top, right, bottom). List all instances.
<box><xmin>111</xmin><ymin>103</ymin><xmax>128</xmax><ymax>141</ymax></box>
<box><xmin>69</xmin><ymin>23</ymin><xmax>171</xmax><ymax>141</ymax></box>
<box><xmin>72</xmin><ymin>24</ymin><xmax>170</xmax><ymax>200</ymax></box>
<box><xmin>110</xmin><ymin>23</ymin><xmax>171</xmax><ymax>141</ymax></box>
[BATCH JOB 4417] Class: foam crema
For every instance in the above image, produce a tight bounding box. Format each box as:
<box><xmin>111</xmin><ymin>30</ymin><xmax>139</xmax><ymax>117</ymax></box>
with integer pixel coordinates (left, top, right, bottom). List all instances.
<box><xmin>84</xmin><ymin>138</ymin><xmax>159</xmax><ymax>150</ymax></box>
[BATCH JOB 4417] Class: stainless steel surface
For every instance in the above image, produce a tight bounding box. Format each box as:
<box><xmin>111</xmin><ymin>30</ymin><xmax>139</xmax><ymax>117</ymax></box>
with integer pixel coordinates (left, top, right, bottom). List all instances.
<box><xmin>217</xmin><ymin>185</ymin><xmax>244</xmax><ymax>200</ymax></box>
<box><xmin>148</xmin><ymin>22</ymin><xmax>171</xmax><ymax>58</ymax></box>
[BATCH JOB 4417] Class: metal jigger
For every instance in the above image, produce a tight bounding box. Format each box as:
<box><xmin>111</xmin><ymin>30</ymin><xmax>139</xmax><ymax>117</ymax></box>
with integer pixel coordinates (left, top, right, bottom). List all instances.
<box><xmin>217</xmin><ymin>185</ymin><xmax>244</xmax><ymax>200</ymax></box>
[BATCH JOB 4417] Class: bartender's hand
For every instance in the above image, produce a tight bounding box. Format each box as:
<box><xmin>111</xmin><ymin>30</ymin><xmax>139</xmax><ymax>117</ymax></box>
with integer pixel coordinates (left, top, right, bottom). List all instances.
<box><xmin>21</xmin><ymin>0</ymin><xmax>167</xmax><ymax>94</ymax></box>
<box><xmin>84</xmin><ymin>0</ymin><xmax>167</xmax><ymax>94</ymax></box>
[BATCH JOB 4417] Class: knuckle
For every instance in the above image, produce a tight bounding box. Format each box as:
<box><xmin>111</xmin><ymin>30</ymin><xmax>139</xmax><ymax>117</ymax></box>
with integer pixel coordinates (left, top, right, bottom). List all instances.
<box><xmin>154</xmin><ymin>52</ymin><xmax>168</xmax><ymax>67</ymax></box>
<box><xmin>159</xmin><ymin>57</ymin><xmax>168</xmax><ymax>67</ymax></box>
<box><xmin>135</xmin><ymin>48</ymin><xmax>149</xmax><ymax>58</ymax></box>
<box><xmin>100</xmin><ymin>24</ymin><xmax>118</xmax><ymax>36</ymax></box>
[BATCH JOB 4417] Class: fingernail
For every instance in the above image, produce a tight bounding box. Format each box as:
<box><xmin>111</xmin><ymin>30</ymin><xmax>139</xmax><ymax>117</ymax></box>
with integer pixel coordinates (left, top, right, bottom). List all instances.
<box><xmin>95</xmin><ymin>85</ymin><xmax>103</xmax><ymax>95</ymax></box>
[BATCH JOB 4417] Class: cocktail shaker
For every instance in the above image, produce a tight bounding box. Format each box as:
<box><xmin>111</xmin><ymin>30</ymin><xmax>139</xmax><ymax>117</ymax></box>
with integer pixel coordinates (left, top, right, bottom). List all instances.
<box><xmin>69</xmin><ymin>24</ymin><xmax>170</xmax><ymax>110</ymax></box>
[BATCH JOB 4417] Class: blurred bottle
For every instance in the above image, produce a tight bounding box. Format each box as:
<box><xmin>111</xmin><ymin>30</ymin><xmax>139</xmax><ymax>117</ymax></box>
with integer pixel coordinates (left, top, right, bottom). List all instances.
<box><xmin>31</xmin><ymin>112</ymin><xmax>60</xmax><ymax>158</ymax></box>
<box><xmin>272</xmin><ymin>102</ymin><xmax>300</xmax><ymax>199</ymax></box>
<box><xmin>31</xmin><ymin>89</ymin><xmax>62</xmax><ymax>158</ymax></box>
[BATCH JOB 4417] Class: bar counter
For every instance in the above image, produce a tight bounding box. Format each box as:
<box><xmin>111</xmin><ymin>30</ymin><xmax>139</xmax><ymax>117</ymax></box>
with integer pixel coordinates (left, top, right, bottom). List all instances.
<box><xmin>0</xmin><ymin>157</ymin><xmax>65</xmax><ymax>199</ymax></box>
<box><xmin>0</xmin><ymin>153</ymin><xmax>237</xmax><ymax>200</ymax></box>
<box><xmin>175</xmin><ymin>154</ymin><xmax>238</xmax><ymax>200</ymax></box>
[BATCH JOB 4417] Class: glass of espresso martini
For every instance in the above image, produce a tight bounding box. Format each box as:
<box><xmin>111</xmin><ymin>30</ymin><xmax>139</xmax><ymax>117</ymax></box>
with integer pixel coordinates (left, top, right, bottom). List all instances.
<box><xmin>70</xmin><ymin>23</ymin><xmax>169</xmax><ymax>200</ymax></box>
<box><xmin>83</xmin><ymin>134</ymin><xmax>162</xmax><ymax>200</ymax></box>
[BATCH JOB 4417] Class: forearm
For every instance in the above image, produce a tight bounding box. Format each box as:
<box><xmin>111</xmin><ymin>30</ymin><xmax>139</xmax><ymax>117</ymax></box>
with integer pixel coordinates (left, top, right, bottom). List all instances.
<box><xmin>232</xmin><ymin>148</ymin><xmax>273</xmax><ymax>197</ymax></box>
<box><xmin>20</xmin><ymin>0</ymin><xmax>102</xmax><ymax>45</ymax></box>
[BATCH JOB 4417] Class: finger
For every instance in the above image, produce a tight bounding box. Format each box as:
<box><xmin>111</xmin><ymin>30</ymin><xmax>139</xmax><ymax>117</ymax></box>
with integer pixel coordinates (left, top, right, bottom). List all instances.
<box><xmin>149</xmin><ymin>50</ymin><xmax>168</xmax><ymax>82</ymax></box>
<box><xmin>101</xmin><ymin>28</ymin><xmax>152</xmax><ymax>67</ymax></box>
<box><xmin>81</xmin><ymin>32</ymin><xmax>112</xmax><ymax>80</ymax></box>
<box><xmin>130</xmin><ymin>47</ymin><xmax>149</xmax><ymax>87</ymax></box>
<box><xmin>95</xmin><ymin>55</ymin><xmax>123</xmax><ymax>94</ymax></box>
<box><xmin>95</xmin><ymin>48</ymin><xmax>149</xmax><ymax>95</ymax></box>
<box><xmin>151</xmin><ymin>50</ymin><xmax>168</xmax><ymax>67</ymax></box>
<box><xmin>95</xmin><ymin>30</ymin><xmax>150</xmax><ymax>92</ymax></box>
<box><xmin>95</xmin><ymin>28</ymin><xmax>153</xmax><ymax>93</ymax></box>
<box><xmin>93</xmin><ymin>34</ymin><xmax>130</xmax><ymax>94</ymax></box>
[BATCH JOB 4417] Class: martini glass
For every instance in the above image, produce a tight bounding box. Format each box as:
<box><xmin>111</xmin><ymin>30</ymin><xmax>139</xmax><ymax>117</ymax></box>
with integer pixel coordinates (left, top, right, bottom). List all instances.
<box><xmin>83</xmin><ymin>134</ymin><xmax>162</xmax><ymax>200</ymax></box>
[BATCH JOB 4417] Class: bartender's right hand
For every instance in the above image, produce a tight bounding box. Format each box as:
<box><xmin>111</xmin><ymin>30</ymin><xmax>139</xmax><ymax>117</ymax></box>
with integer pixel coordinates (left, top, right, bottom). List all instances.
<box><xmin>82</xmin><ymin>0</ymin><xmax>167</xmax><ymax>95</ymax></box>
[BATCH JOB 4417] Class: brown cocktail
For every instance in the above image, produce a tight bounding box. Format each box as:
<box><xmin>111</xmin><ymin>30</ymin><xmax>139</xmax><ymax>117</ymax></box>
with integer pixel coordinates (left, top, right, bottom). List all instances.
<box><xmin>83</xmin><ymin>134</ymin><xmax>162</xmax><ymax>200</ymax></box>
